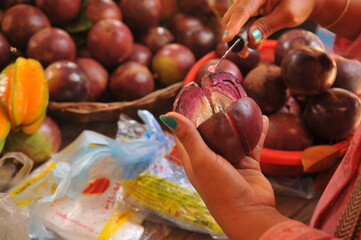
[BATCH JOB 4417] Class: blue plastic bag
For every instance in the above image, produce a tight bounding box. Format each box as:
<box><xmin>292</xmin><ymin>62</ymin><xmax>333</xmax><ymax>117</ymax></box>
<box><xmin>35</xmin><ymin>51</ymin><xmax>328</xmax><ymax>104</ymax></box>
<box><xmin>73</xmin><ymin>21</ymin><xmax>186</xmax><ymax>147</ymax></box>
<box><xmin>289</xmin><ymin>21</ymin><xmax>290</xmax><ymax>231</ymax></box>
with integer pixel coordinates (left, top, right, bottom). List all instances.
<box><xmin>10</xmin><ymin>110</ymin><xmax>173</xmax><ymax>240</ymax></box>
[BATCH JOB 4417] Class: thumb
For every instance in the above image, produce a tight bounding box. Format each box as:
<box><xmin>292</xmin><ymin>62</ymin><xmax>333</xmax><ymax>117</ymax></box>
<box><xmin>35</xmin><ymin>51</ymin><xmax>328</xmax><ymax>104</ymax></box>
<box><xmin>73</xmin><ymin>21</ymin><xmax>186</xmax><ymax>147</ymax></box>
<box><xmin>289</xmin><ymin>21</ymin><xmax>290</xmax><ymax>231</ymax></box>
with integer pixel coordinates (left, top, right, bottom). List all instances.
<box><xmin>159</xmin><ymin>112</ymin><xmax>228</xmax><ymax>180</ymax></box>
<box><xmin>159</xmin><ymin>112</ymin><xmax>211</xmax><ymax>166</ymax></box>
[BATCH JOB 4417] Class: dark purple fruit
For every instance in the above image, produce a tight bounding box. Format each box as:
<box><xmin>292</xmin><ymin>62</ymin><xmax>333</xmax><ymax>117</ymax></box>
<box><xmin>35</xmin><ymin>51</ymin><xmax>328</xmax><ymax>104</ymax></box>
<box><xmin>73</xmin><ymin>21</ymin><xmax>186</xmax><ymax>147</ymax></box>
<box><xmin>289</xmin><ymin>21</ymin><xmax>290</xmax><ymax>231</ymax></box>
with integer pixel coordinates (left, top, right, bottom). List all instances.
<box><xmin>87</xmin><ymin>19</ymin><xmax>134</xmax><ymax>68</ymax></box>
<box><xmin>109</xmin><ymin>61</ymin><xmax>154</xmax><ymax>101</ymax></box>
<box><xmin>303</xmin><ymin>88</ymin><xmax>361</xmax><ymax>140</ymax></box>
<box><xmin>275</xmin><ymin>29</ymin><xmax>325</xmax><ymax>66</ymax></box>
<box><xmin>139</xmin><ymin>26</ymin><xmax>174</xmax><ymax>53</ymax></box>
<box><xmin>0</xmin><ymin>33</ymin><xmax>11</xmax><ymax>69</ymax></box>
<box><xmin>84</xmin><ymin>0</ymin><xmax>122</xmax><ymax>23</ymax></box>
<box><xmin>1</xmin><ymin>4</ymin><xmax>50</xmax><ymax>50</ymax></box>
<box><xmin>2</xmin><ymin>0</ymin><xmax>33</xmax><ymax>9</ymax></box>
<box><xmin>281</xmin><ymin>46</ymin><xmax>336</xmax><ymax>96</ymax></box>
<box><xmin>45</xmin><ymin>60</ymin><xmax>89</xmax><ymax>102</ymax></box>
<box><xmin>173</xmin><ymin>72</ymin><xmax>262</xmax><ymax>166</ymax></box>
<box><xmin>119</xmin><ymin>0</ymin><xmax>161</xmax><ymax>33</ymax></box>
<box><xmin>332</xmin><ymin>56</ymin><xmax>361</xmax><ymax>96</ymax></box>
<box><xmin>198</xmin><ymin>97</ymin><xmax>262</xmax><ymax>165</ymax></box>
<box><xmin>194</xmin><ymin>58</ymin><xmax>243</xmax><ymax>85</ymax></box>
<box><xmin>76</xmin><ymin>57</ymin><xmax>109</xmax><ymax>102</ymax></box>
<box><xmin>265</xmin><ymin>112</ymin><xmax>313</xmax><ymax>150</ymax></box>
<box><xmin>243</xmin><ymin>63</ymin><xmax>288</xmax><ymax>114</ymax></box>
<box><xmin>168</xmin><ymin>13</ymin><xmax>203</xmax><ymax>39</ymax></box>
<box><xmin>35</xmin><ymin>0</ymin><xmax>81</xmax><ymax>25</ymax></box>
<box><xmin>27</xmin><ymin>27</ymin><xmax>76</xmax><ymax>67</ymax></box>
<box><xmin>278</xmin><ymin>96</ymin><xmax>301</xmax><ymax>116</ymax></box>
<box><xmin>178</xmin><ymin>25</ymin><xmax>216</xmax><ymax>59</ymax></box>
<box><xmin>128</xmin><ymin>43</ymin><xmax>152</xmax><ymax>67</ymax></box>
<box><xmin>159</xmin><ymin>0</ymin><xmax>178</xmax><ymax>23</ymax></box>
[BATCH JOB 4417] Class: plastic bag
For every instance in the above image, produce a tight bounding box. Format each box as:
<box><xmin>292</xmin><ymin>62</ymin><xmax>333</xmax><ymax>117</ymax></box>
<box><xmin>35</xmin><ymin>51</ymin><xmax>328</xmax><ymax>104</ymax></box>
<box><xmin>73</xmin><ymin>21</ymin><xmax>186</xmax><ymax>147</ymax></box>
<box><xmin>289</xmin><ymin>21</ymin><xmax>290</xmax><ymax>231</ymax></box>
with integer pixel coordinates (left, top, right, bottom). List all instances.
<box><xmin>0</xmin><ymin>193</ymin><xmax>30</xmax><ymax>240</ymax></box>
<box><xmin>9</xmin><ymin>110</ymin><xmax>173</xmax><ymax>240</ymax></box>
<box><xmin>0</xmin><ymin>152</ymin><xmax>33</xmax><ymax>192</ymax></box>
<box><xmin>119</xmin><ymin>112</ymin><xmax>226</xmax><ymax>239</ymax></box>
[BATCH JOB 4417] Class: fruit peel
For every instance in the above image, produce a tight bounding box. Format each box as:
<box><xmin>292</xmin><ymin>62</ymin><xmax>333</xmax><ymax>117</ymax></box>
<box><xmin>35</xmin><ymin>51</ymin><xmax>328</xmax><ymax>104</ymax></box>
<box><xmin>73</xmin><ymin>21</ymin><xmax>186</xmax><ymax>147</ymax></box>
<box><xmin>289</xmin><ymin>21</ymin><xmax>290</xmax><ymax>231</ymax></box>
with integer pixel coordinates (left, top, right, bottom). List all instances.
<box><xmin>201</xmin><ymin>72</ymin><xmax>247</xmax><ymax>113</ymax></box>
<box><xmin>173</xmin><ymin>72</ymin><xmax>263</xmax><ymax>167</ymax></box>
<box><xmin>198</xmin><ymin>111</ymin><xmax>248</xmax><ymax>164</ymax></box>
<box><xmin>226</xmin><ymin>97</ymin><xmax>263</xmax><ymax>154</ymax></box>
<box><xmin>173</xmin><ymin>82</ymin><xmax>213</xmax><ymax>126</ymax></box>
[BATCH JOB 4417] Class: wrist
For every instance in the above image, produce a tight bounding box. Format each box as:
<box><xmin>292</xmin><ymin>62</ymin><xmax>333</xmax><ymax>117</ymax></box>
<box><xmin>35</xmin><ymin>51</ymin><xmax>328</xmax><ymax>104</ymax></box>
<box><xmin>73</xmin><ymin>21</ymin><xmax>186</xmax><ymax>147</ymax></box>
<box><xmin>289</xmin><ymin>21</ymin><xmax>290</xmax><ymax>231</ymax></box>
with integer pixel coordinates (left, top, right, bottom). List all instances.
<box><xmin>212</xmin><ymin>205</ymin><xmax>290</xmax><ymax>240</ymax></box>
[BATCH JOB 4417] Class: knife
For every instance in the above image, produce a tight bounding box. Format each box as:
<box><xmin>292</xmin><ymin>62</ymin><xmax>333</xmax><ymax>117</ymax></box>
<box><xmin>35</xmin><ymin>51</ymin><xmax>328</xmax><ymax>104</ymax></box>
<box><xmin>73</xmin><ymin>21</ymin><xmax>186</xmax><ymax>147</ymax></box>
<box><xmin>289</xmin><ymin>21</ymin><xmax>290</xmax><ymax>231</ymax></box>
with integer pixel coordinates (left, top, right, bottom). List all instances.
<box><xmin>214</xmin><ymin>17</ymin><xmax>259</xmax><ymax>72</ymax></box>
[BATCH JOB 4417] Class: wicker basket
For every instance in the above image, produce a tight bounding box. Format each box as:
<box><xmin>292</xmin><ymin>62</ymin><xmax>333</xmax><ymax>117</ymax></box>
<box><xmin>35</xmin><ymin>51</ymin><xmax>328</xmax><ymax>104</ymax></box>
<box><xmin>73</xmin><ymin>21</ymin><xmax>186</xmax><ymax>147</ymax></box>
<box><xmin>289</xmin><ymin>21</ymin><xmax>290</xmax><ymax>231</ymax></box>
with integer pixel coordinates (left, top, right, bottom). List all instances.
<box><xmin>47</xmin><ymin>82</ymin><xmax>183</xmax><ymax>123</ymax></box>
<box><xmin>47</xmin><ymin>1</ymin><xmax>223</xmax><ymax>124</ymax></box>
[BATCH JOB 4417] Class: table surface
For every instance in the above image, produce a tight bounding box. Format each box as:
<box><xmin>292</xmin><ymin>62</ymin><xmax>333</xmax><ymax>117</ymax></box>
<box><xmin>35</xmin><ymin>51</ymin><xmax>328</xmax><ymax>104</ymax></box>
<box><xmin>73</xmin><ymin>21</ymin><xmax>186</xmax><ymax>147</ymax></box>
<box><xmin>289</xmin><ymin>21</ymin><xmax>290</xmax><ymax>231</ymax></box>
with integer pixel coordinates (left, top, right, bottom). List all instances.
<box><xmin>57</xmin><ymin>119</ymin><xmax>322</xmax><ymax>240</ymax></box>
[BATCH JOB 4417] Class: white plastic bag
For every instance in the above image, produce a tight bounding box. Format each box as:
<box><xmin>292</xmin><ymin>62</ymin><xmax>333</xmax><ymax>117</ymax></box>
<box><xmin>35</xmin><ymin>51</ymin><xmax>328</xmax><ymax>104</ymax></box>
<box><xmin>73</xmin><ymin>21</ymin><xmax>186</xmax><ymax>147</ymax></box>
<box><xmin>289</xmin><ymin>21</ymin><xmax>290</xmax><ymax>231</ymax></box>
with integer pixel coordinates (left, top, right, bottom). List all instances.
<box><xmin>0</xmin><ymin>193</ymin><xmax>30</xmax><ymax>240</ymax></box>
<box><xmin>9</xmin><ymin>110</ymin><xmax>173</xmax><ymax>240</ymax></box>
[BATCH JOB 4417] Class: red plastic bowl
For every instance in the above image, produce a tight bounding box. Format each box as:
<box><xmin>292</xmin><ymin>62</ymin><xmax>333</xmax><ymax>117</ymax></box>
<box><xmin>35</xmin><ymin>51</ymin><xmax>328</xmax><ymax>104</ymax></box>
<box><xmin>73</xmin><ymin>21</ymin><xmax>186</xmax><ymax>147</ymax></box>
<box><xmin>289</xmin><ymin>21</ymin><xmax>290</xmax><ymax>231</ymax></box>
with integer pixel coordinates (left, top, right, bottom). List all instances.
<box><xmin>182</xmin><ymin>40</ymin><xmax>351</xmax><ymax>177</ymax></box>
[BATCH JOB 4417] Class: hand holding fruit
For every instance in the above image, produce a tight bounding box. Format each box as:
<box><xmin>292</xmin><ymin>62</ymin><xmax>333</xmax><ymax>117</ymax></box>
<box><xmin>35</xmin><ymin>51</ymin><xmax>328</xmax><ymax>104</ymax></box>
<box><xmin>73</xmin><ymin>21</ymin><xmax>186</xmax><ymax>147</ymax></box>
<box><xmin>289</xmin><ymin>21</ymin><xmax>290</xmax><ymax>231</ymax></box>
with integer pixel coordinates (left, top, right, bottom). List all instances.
<box><xmin>160</xmin><ymin>111</ymin><xmax>288</xmax><ymax>239</ymax></box>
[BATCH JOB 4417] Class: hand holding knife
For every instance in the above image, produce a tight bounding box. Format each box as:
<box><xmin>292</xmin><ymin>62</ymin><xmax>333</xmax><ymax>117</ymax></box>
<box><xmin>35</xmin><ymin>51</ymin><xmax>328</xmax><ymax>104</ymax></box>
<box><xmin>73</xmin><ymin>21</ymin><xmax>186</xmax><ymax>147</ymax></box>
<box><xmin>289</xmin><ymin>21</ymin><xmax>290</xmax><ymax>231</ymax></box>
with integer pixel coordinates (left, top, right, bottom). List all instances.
<box><xmin>212</xmin><ymin>17</ymin><xmax>259</xmax><ymax>72</ymax></box>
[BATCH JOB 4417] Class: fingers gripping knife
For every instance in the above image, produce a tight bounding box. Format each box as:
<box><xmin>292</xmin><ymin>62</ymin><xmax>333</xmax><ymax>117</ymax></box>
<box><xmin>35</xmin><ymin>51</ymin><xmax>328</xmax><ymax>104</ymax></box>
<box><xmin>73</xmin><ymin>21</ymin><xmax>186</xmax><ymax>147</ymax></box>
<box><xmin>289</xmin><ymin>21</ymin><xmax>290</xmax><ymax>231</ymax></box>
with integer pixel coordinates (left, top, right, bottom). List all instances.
<box><xmin>214</xmin><ymin>17</ymin><xmax>259</xmax><ymax>72</ymax></box>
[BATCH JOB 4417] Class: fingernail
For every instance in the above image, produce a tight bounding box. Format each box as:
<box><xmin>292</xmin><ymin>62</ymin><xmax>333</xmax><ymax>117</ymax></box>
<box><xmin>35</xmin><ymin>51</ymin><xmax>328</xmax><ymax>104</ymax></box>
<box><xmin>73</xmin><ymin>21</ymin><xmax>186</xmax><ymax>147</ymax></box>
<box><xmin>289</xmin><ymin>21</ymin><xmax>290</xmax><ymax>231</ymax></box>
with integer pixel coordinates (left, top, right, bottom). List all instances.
<box><xmin>251</xmin><ymin>29</ymin><xmax>262</xmax><ymax>42</ymax></box>
<box><xmin>159</xmin><ymin>115</ymin><xmax>178</xmax><ymax>129</ymax></box>
<box><xmin>223</xmin><ymin>30</ymin><xmax>229</xmax><ymax>37</ymax></box>
<box><xmin>237</xmin><ymin>51</ymin><xmax>247</xmax><ymax>58</ymax></box>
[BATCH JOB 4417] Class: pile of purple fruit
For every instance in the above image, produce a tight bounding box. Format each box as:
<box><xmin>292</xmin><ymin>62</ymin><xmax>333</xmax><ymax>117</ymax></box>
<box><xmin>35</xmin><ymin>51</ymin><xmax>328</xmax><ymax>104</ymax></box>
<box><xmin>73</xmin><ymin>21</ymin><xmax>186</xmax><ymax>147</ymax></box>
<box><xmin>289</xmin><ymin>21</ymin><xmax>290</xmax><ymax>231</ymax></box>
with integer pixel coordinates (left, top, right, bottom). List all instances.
<box><xmin>0</xmin><ymin>0</ymin><xmax>222</xmax><ymax>102</ymax></box>
<box><xmin>174</xmin><ymin>29</ymin><xmax>361</xmax><ymax>166</ymax></box>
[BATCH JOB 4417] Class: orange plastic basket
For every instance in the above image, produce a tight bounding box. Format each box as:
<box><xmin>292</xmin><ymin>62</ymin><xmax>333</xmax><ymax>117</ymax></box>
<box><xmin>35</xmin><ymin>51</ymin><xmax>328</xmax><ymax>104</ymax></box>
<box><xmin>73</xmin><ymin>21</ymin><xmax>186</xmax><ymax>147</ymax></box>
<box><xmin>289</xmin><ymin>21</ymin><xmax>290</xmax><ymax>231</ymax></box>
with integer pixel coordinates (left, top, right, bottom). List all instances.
<box><xmin>183</xmin><ymin>40</ymin><xmax>351</xmax><ymax>177</ymax></box>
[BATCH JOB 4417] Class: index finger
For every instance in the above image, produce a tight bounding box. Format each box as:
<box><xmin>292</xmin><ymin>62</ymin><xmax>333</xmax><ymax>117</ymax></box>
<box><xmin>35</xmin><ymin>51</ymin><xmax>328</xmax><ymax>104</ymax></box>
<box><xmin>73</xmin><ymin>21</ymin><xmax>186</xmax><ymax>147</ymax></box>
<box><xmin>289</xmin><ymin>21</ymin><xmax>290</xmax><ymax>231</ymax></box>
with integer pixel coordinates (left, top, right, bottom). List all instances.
<box><xmin>222</xmin><ymin>0</ymin><xmax>263</xmax><ymax>42</ymax></box>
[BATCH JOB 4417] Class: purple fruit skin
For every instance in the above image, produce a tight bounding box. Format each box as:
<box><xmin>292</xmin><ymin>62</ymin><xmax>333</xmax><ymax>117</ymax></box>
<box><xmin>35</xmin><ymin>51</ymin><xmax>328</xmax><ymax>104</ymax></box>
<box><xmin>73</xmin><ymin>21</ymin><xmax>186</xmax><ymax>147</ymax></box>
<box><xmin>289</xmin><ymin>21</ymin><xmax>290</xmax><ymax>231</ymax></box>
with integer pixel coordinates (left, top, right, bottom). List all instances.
<box><xmin>198</xmin><ymin>111</ymin><xmax>248</xmax><ymax>165</ymax></box>
<box><xmin>275</xmin><ymin>29</ymin><xmax>325</xmax><ymax>66</ymax></box>
<box><xmin>333</xmin><ymin>56</ymin><xmax>361</xmax><ymax>96</ymax></box>
<box><xmin>120</xmin><ymin>0</ymin><xmax>161</xmax><ymax>32</ymax></box>
<box><xmin>194</xmin><ymin>58</ymin><xmax>243</xmax><ymax>85</ymax></box>
<box><xmin>0</xmin><ymin>33</ymin><xmax>11</xmax><ymax>68</ymax></box>
<box><xmin>1</xmin><ymin>4</ymin><xmax>50</xmax><ymax>49</ymax></box>
<box><xmin>303</xmin><ymin>88</ymin><xmax>361</xmax><ymax>140</ymax></box>
<box><xmin>265</xmin><ymin>112</ymin><xmax>313</xmax><ymax>151</ymax></box>
<box><xmin>173</xmin><ymin>82</ymin><xmax>213</xmax><ymax>126</ymax></box>
<box><xmin>87</xmin><ymin>19</ymin><xmax>134</xmax><ymax>68</ymax></box>
<box><xmin>109</xmin><ymin>61</ymin><xmax>154</xmax><ymax>101</ymax></box>
<box><xmin>46</xmin><ymin>60</ymin><xmax>89</xmax><ymax>102</ymax></box>
<box><xmin>281</xmin><ymin>46</ymin><xmax>336</xmax><ymax>96</ymax></box>
<box><xmin>227</xmin><ymin>97</ymin><xmax>263</xmax><ymax>154</ymax></box>
<box><xmin>201</xmin><ymin>72</ymin><xmax>247</xmax><ymax>101</ymax></box>
<box><xmin>27</xmin><ymin>27</ymin><xmax>76</xmax><ymax>67</ymax></box>
<box><xmin>174</xmin><ymin>72</ymin><xmax>263</xmax><ymax>167</ymax></box>
<box><xmin>243</xmin><ymin>63</ymin><xmax>288</xmax><ymax>115</ymax></box>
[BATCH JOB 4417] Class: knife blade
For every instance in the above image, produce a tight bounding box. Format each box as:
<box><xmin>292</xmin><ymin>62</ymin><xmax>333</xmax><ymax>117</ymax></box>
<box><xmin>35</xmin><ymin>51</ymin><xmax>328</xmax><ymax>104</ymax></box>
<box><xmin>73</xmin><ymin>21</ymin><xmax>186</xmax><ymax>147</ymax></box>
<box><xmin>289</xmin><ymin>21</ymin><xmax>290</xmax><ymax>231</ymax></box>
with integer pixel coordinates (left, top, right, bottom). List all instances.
<box><xmin>213</xmin><ymin>17</ymin><xmax>259</xmax><ymax>72</ymax></box>
<box><xmin>213</xmin><ymin>38</ymin><xmax>242</xmax><ymax>72</ymax></box>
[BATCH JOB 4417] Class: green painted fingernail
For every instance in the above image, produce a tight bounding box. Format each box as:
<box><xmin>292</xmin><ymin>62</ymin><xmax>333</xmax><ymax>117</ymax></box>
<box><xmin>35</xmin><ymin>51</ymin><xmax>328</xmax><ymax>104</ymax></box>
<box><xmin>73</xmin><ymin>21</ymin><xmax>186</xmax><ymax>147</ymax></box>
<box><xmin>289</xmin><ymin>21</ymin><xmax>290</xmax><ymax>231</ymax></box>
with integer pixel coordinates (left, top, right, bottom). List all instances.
<box><xmin>223</xmin><ymin>30</ymin><xmax>229</xmax><ymax>37</ymax></box>
<box><xmin>251</xmin><ymin>29</ymin><xmax>262</xmax><ymax>42</ymax></box>
<box><xmin>160</xmin><ymin>115</ymin><xmax>178</xmax><ymax>129</ymax></box>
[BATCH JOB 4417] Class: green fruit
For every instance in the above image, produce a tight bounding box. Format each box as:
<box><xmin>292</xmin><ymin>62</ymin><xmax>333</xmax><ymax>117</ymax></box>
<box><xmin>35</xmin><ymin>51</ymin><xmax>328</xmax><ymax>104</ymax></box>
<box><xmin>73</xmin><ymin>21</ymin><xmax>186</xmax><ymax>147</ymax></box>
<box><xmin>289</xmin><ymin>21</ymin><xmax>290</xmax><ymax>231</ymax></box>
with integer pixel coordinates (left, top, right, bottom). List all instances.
<box><xmin>4</xmin><ymin>116</ymin><xmax>62</xmax><ymax>165</ymax></box>
<box><xmin>152</xmin><ymin>43</ymin><xmax>195</xmax><ymax>86</ymax></box>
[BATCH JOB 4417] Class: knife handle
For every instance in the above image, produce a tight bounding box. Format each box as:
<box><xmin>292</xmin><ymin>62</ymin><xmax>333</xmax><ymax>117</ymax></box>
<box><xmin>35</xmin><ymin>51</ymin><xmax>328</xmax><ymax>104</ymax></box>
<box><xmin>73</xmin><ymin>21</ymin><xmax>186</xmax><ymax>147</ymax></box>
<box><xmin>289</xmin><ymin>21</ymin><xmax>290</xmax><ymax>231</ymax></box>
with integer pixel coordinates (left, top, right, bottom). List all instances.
<box><xmin>227</xmin><ymin>17</ymin><xmax>259</xmax><ymax>53</ymax></box>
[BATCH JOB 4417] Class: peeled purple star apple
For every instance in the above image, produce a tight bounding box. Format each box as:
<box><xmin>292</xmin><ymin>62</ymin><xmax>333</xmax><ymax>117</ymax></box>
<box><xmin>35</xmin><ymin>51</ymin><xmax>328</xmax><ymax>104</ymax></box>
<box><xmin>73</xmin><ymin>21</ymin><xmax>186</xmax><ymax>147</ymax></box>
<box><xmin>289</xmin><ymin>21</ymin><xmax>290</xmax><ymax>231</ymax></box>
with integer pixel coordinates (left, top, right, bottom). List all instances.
<box><xmin>173</xmin><ymin>72</ymin><xmax>263</xmax><ymax>166</ymax></box>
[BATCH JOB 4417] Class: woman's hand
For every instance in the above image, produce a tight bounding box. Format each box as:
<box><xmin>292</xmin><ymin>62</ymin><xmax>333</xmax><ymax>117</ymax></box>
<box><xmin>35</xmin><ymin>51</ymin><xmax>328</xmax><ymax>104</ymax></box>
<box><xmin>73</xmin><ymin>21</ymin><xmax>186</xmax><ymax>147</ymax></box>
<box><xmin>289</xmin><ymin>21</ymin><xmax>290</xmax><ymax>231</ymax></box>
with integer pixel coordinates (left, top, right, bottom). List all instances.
<box><xmin>160</xmin><ymin>112</ymin><xmax>289</xmax><ymax>239</ymax></box>
<box><xmin>222</xmin><ymin>0</ymin><xmax>315</xmax><ymax>55</ymax></box>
